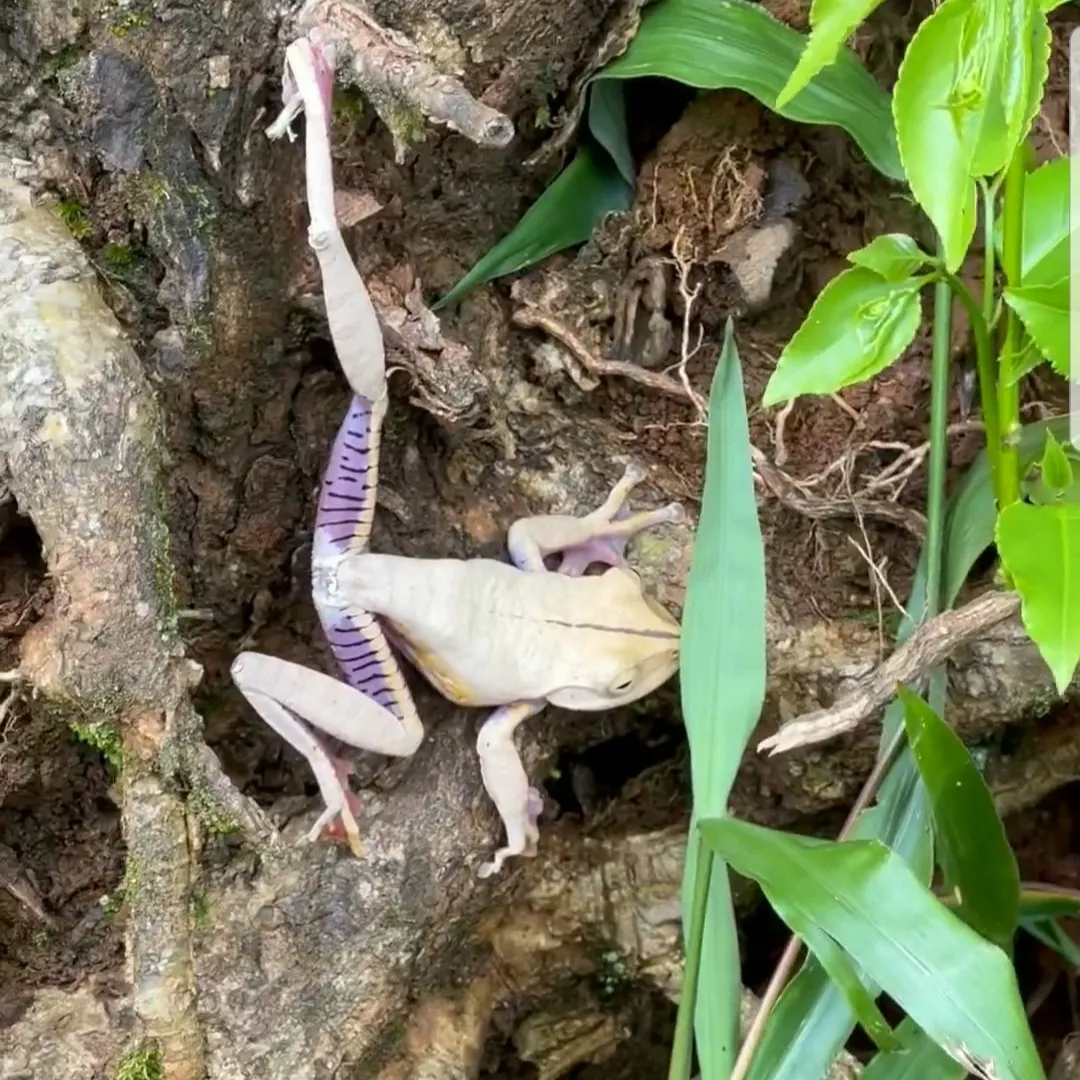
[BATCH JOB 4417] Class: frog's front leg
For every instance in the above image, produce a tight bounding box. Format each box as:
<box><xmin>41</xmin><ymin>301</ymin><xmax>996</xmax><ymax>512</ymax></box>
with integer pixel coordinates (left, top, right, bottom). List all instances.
<box><xmin>506</xmin><ymin>462</ymin><xmax>685</xmax><ymax>575</ymax></box>
<box><xmin>476</xmin><ymin>700</ymin><xmax>547</xmax><ymax>878</ymax></box>
<box><xmin>474</xmin><ymin>466</ymin><xmax>684</xmax><ymax>877</ymax></box>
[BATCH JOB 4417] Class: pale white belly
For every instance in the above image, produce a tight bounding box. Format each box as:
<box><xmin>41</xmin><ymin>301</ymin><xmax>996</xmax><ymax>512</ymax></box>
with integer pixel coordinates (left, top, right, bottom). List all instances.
<box><xmin>336</xmin><ymin>552</ymin><xmax>616</xmax><ymax>704</ymax></box>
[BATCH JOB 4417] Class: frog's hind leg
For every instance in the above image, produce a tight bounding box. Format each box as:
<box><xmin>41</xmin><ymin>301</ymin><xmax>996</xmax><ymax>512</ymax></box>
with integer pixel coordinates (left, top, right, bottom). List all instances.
<box><xmin>506</xmin><ymin>462</ymin><xmax>684</xmax><ymax>575</ymax></box>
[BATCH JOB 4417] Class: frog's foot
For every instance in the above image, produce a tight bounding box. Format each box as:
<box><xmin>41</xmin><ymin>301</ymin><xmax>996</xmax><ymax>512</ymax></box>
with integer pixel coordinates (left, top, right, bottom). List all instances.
<box><xmin>476</xmin><ymin>701</ymin><xmax>547</xmax><ymax>878</ymax></box>
<box><xmin>311</xmin><ymin>750</ymin><xmax>366</xmax><ymax>858</ymax></box>
<box><xmin>508</xmin><ymin>462</ymin><xmax>685</xmax><ymax>575</ymax></box>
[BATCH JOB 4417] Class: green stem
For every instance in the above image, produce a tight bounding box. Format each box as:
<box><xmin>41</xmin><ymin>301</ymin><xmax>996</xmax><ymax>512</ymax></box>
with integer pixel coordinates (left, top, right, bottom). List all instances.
<box><xmin>668</xmin><ymin>834</ymin><xmax>714</xmax><ymax>1080</ymax></box>
<box><xmin>981</xmin><ymin>179</ymin><xmax>997</xmax><ymax>328</ymax></box>
<box><xmin>925</xmin><ymin>265</ymin><xmax>952</xmax><ymax>620</ymax></box>
<box><xmin>940</xmin><ymin>268</ymin><xmax>998</xmax><ymax>475</ymax></box>
<box><xmin>997</xmin><ymin>146</ymin><xmax>1027</xmax><ymax>508</ymax></box>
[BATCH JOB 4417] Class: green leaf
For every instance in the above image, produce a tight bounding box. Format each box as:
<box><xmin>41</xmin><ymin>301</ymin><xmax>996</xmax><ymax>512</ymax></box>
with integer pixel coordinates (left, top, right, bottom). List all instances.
<box><xmin>1020</xmin><ymin>156</ymin><xmax>1071</xmax><ymax>287</ymax></box>
<box><xmin>997</xmin><ymin>501</ymin><xmax>1080</xmax><ymax>693</ymax></box>
<box><xmin>597</xmin><ymin>0</ymin><xmax>904</xmax><ymax>182</ymax></box>
<box><xmin>743</xmin><ymin>418</ymin><xmax>1072</xmax><ymax>1080</ymax></box>
<box><xmin>847</xmin><ymin>234</ymin><xmax>931</xmax><ymax>282</ymax></box>
<box><xmin>1000</xmin><ymin>339</ymin><xmax>1046</xmax><ymax>386</ymax></box>
<box><xmin>892</xmin><ymin>0</ymin><xmax>1043</xmax><ymax>271</ymax></box>
<box><xmin>587</xmin><ymin>81</ymin><xmax>634</xmax><ymax>185</ymax></box>
<box><xmin>1023</xmin><ymin>917</ymin><xmax>1080</xmax><ymax>966</ymax></box>
<box><xmin>679</xmin><ymin>321</ymin><xmax>768</xmax><ymax>1079</ymax></box>
<box><xmin>861</xmin><ymin>1018</ymin><xmax>968</xmax><ymax>1079</ymax></box>
<box><xmin>1017</xmin><ymin>889</ymin><xmax>1080</xmax><ymax>921</ymax></box>
<box><xmin>762</xmin><ymin>267</ymin><xmax>925</xmax><ymax>405</ymax></box>
<box><xmin>1039</xmin><ymin>431</ymin><xmax>1075</xmax><ymax>498</ymax></box>
<box><xmin>434</xmin><ymin>146</ymin><xmax>633</xmax><ymax>309</ymax></box>
<box><xmin>701</xmin><ymin>818</ymin><xmax>1046</xmax><ymax>1080</ymax></box>
<box><xmin>1003</xmin><ymin>278</ymin><xmax>1069</xmax><ymax>376</ymax></box>
<box><xmin>776</xmin><ymin>0</ymin><xmax>887</xmax><ymax>109</ymax></box>
<box><xmin>779</xmin><ymin>905</ymin><xmax>901</xmax><ymax>1052</ymax></box>
<box><xmin>898</xmin><ymin>687</ymin><xmax>1020</xmax><ymax>946</ymax></box>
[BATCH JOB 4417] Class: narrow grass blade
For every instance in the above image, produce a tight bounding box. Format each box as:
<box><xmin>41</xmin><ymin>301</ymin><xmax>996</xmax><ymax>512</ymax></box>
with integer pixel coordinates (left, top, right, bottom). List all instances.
<box><xmin>898</xmin><ymin>688</ymin><xmax>1020</xmax><ymax>946</ymax></box>
<box><xmin>700</xmin><ymin>819</ymin><xmax>1046</xmax><ymax>1080</ymax></box>
<box><xmin>676</xmin><ymin>320</ymin><xmax>767</xmax><ymax>1079</ymax></box>
<box><xmin>1022</xmin><ymin>918</ymin><xmax>1080</xmax><ymax>966</ymax></box>
<box><xmin>435</xmin><ymin>146</ymin><xmax>633</xmax><ymax>309</ymax></box>
<box><xmin>596</xmin><ymin>0</ymin><xmax>903</xmax><ymax>181</ymax></box>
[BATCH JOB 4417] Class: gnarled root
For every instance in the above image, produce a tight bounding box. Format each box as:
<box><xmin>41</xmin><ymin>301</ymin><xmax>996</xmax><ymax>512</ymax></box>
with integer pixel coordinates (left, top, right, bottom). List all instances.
<box><xmin>0</xmin><ymin>176</ymin><xmax>271</xmax><ymax>1080</ymax></box>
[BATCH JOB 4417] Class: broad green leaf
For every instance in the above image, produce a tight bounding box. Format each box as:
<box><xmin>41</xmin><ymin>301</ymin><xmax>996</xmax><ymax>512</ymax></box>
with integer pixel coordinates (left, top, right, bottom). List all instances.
<box><xmin>701</xmin><ymin>818</ymin><xmax>1046</xmax><ymax>1080</ymax></box>
<box><xmin>679</xmin><ymin>321</ymin><xmax>767</xmax><ymax>1079</ymax></box>
<box><xmin>776</xmin><ymin>0</ymin><xmax>887</xmax><ymax>109</ymax></box>
<box><xmin>847</xmin><ymin>234</ymin><xmax>931</xmax><ymax>282</ymax></box>
<box><xmin>861</xmin><ymin>1018</ymin><xmax>968</xmax><ymax>1079</ymax></box>
<box><xmin>997</xmin><ymin>502</ymin><xmax>1080</xmax><ymax>693</ymax></box>
<box><xmin>892</xmin><ymin>0</ymin><xmax>977</xmax><ymax>270</ymax></box>
<box><xmin>1003</xmin><ymin>278</ymin><xmax>1070</xmax><ymax>376</ymax></box>
<box><xmin>435</xmin><ymin>147</ymin><xmax>633</xmax><ymax>309</ymax></box>
<box><xmin>898</xmin><ymin>687</ymin><xmax>1020</xmax><ymax>946</ymax></box>
<box><xmin>893</xmin><ymin>0</ymin><xmax>1041</xmax><ymax>271</ymax></box>
<box><xmin>1019</xmin><ymin>155</ymin><xmax>1071</xmax><ymax>286</ymax></box>
<box><xmin>1039</xmin><ymin>431</ymin><xmax>1075</xmax><ymax>497</ymax></box>
<box><xmin>587</xmin><ymin>81</ymin><xmax>634</xmax><ymax>185</ymax></box>
<box><xmin>779</xmin><ymin>903</ymin><xmax>901</xmax><ymax>1051</ymax></box>
<box><xmin>762</xmin><ymin>267</ymin><xmax>925</xmax><ymax>405</ymax></box>
<box><xmin>597</xmin><ymin>0</ymin><xmax>903</xmax><ymax>182</ymax></box>
<box><xmin>1018</xmin><ymin>13</ymin><xmax>1053</xmax><ymax>165</ymax></box>
<box><xmin>1000</xmin><ymin>339</ymin><xmax>1047</xmax><ymax>386</ymax></box>
<box><xmin>744</xmin><ymin>419</ymin><xmax>1072</xmax><ymax>1080</ymax></box>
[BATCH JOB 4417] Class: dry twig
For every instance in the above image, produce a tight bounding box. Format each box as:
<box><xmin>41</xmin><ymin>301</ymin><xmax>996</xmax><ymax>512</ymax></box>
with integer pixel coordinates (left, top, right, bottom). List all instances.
<box><xmin>757</xmin><ymin>590</ymin><xmax>1022</xmax><ymax>755</ymax></box>
<box><xmin>269</xmin><ymin>0</ymin><xmax>514</xmax><ymax>158</ymax></box>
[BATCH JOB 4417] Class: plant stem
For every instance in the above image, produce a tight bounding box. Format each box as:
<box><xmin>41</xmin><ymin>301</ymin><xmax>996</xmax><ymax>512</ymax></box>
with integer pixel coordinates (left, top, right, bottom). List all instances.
<box><xmin>925</xmin><ymin>266</ymin><xmax>952</xmax><ymax>620</ymax></box>
<box><xmin>668</xmin><ymin>834</ymin><xmax>714</xmax><ymax>1080</ymax></box>
<box><xmin>941</xmin><ymin>269</ymin><xmax>998</xmax><ymax>483</ymax></box>
<box><xmin>997</xmin><ymin>145</ymin><xmax>1027</xmax><ymax>508</ymax></box>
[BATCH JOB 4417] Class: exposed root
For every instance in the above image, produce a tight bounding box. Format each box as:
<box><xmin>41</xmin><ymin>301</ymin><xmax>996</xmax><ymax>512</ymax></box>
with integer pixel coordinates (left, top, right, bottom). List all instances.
<box><xmin>757</xmin><ymin>590</ymin><xmax>1023</xmax><ymax>755</ymax></box>
<box><xmin>511</xmin><ymin>306</ymin><xmax>707</xmax><ymax>416</ymax></box>
<box><xmin>0</xmin><ymin>176</ymin><xmax>272</xmax><ymax>1080</ymax></box>
<box><xmin>751</xmin><ymin>447</ymin><xmax>927</xmax><ymax>538</ymax></box>
<box><xmin>269</xmin><ymin>0</ymin><xmax>514</xmax><ymax>160</ymax></box>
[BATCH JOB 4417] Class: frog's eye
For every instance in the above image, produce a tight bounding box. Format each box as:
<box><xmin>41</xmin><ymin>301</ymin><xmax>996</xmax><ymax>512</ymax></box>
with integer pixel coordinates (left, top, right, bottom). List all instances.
<box><xmin>609</xmin><ymin>670</ymin><xmax>637</xmax><ymax>695</ymax></box>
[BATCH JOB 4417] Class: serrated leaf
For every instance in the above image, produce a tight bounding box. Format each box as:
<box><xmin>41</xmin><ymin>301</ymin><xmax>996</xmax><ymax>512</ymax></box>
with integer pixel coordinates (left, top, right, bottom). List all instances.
<box><xmin>776</xmin><ymin>0</ymin><xmax>887</xmax><ymax>109</ymax></box>
<box><xmin>1000</xmin><ymin>339</ymin><xmax>1046</xmax><ymax>386</ymax></box>
<box><xmin>847</xmin><ymin>234</ymin><xmax>931</xmax><ymax>282</ymax></box>
<box><xmin>898</xmin><ymin>688</ymin><xmax>1020</xmax><ymax>946</ymax></box>
<box><xmin>435</xmin><ymin>146</ymin><xmax>633</xmax><ymax>309</ymax></box>
<box><xmin>597</xmin><ymin>0</ymin><xmax>903</xmax><ymax>181</ymax></box>
<box><xmin>679</xmin><ymin>321</ymin><xmax>767</xmax><ymax>1079</ymax></box>
<box><xmin>1020</xmin><ymin>155</ymin><xmax>1071</xmax><ymax>287</ymax></box>
<box><xmin>997</xmin><ymin>502</ymin><xmax>1080</xmax><ymax>693</ymax></box>
<box><xmin>892</xmin><ymin>0</ymin><xmax>1043</xmax><ymax>272</ymax></box>
<box><xmin>700</xmin><ymin>818</ymin><xmax>1045</xmax><ymax>1080</ymax></box>
<box><xmin>1039</xmin><ymin>431</ymin><xmax>1074</xmax><ymax>497</ymax></box>
<box><xmin>762</xmin><ymin>267</ymin><xmax>925</xmax><ymax>405</ymax></box>
<box><xmin>1003</xmin><ymin>278</ymin><xmax>1069</xmax><ymax>376</ymax></box>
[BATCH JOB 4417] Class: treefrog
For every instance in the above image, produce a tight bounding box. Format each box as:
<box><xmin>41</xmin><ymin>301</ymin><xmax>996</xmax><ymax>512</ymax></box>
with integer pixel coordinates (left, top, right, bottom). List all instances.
<box><xmin>232</xmin><ymin>35</ymin><xmax>683</xmax><ymax>876</ymax></box>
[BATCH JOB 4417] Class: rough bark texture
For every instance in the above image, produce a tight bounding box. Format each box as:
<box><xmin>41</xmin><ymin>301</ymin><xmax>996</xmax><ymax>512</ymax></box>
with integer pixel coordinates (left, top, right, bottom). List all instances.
<box><xmin>1</xmin><ymin>0</ymin><xmax>1078</xmax><ymax>1076</ymax></box>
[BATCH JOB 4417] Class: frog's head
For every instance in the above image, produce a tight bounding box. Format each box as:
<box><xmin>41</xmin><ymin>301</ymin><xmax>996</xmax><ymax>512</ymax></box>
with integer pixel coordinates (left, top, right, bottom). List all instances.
<box><xmin>547</xmin><ymin>591</ymin><xmax>680</xmax><ymax>710</ymax></box>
